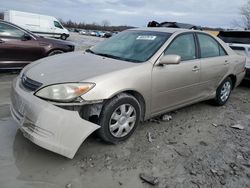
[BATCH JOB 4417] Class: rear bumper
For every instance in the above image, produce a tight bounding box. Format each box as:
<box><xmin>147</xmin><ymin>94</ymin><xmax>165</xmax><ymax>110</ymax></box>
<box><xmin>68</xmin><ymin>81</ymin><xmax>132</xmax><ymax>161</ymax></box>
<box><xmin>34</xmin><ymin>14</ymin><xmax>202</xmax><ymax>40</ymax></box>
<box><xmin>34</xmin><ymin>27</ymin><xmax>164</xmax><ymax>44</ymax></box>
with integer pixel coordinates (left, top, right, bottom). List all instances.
<box><xmin>10</xmin><ymin>77</ymin><xmax>100</xmax><ymax>159</ymax></box>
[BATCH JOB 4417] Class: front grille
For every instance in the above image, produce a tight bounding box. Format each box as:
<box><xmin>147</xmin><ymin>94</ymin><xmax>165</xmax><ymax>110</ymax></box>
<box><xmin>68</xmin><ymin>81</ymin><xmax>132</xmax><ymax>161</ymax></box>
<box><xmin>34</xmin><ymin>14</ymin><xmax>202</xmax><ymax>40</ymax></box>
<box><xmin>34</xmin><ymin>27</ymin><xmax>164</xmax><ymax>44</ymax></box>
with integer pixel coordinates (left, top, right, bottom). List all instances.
<box><xmin>21</xmin><ymin>75</ymin><xmax>43</xmax><ymax>91</ymax></box>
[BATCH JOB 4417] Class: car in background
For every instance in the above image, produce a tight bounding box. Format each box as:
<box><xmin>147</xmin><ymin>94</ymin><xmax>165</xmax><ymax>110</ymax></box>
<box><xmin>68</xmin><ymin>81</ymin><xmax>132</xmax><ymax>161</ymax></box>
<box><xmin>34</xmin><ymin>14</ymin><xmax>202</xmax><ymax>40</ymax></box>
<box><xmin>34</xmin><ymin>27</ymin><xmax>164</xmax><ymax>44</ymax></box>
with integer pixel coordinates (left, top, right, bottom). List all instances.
<box><xmin>95</xmin><ymin>31</ymin><xmax>105</xmax><ymax>37</ymax></box>
<box><xmin>4</xmin><ymin>10</ymin><xmax>70</xmax><ymax>40</ymax></box>
<box><xmin>79</xmin><ymin>29</ymin><xmax>88</xmax><ymax>35</ymax></box>
<box><xmin>0</xmin><ymin>20</ymin><xmax>75</xmax><ymax>69</ymax></box>
<box><xmin>90</xmin><ymin>31</ymin><xmax>97</xmax><ymax>36</ymax></box>
<box><xmin>147</xmin><ymin>20</ymin><xmax>202</xmax><ymax>30</ymax></box>
<box><xmin>104</xmin><ymin>31</ymin><xmax>112</xmax><ymax>38</ymax></box>
<box><xmin>11</xmin><ymin>28</ymin><xmax>245</xmax><ymax>158</ymax></box>
<box><xmin>218</xmin><ymin>31</ymin><xmax>250</xmax><ymax>81</ymax></box>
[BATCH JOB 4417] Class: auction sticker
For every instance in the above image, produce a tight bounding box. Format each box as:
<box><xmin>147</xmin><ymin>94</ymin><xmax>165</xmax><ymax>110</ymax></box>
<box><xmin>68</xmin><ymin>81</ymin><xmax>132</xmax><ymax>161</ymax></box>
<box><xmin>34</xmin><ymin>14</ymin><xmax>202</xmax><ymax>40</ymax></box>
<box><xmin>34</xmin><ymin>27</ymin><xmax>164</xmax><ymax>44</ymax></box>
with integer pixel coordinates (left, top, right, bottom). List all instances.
<box><xmin>136</xmin><ymin>35</ymin><xmax>157</xmax><ymax>40</ymax></box>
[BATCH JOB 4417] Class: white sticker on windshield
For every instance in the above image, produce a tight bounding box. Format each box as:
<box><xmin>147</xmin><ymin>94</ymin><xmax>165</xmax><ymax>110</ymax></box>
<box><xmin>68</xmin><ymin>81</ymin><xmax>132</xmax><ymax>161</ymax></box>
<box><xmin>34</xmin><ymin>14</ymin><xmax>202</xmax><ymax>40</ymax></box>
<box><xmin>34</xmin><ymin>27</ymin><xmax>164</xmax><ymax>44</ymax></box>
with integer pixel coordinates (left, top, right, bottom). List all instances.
<box><xmin>136</xmin><ymin>35</ymin><xmax>157</xmax><ymax>40</ymax></box>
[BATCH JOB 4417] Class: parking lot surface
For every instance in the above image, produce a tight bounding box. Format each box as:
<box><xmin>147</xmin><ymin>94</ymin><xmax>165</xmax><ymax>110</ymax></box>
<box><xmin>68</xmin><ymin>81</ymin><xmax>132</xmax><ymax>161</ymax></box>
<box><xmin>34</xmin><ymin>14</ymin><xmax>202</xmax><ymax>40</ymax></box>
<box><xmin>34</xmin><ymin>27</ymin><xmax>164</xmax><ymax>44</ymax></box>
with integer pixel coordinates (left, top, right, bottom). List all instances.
<box><xmin>0</xmin><ymin>34</ymin><xmax>249</xmax><ymax>188</ymax></box>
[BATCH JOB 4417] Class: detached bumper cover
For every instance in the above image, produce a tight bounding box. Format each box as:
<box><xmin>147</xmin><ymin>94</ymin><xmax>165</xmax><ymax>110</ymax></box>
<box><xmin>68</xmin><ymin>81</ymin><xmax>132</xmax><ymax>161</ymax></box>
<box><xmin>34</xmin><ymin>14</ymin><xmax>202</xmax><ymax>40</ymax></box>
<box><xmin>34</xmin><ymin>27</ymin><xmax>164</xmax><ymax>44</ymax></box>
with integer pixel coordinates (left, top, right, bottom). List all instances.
<box><xmin>10</xmin><ymin>78</ymin><xmax>100</xmax><ymax>159</ymax></box>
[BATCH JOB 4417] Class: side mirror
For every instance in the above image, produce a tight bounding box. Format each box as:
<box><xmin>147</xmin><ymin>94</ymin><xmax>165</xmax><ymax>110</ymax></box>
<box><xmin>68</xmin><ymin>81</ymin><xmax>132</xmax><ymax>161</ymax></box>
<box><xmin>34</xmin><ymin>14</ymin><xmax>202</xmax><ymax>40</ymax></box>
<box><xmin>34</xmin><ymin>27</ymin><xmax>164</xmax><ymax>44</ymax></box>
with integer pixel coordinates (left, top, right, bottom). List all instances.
<box><xmin>21</xmin><ymin>33</ymin><xmax>32</xmax><ymax>41</ymax></box>
<box><xmin>159</xmin><ymin>54</ymin><xmax>181</xmax><ymax>65</ymax></box>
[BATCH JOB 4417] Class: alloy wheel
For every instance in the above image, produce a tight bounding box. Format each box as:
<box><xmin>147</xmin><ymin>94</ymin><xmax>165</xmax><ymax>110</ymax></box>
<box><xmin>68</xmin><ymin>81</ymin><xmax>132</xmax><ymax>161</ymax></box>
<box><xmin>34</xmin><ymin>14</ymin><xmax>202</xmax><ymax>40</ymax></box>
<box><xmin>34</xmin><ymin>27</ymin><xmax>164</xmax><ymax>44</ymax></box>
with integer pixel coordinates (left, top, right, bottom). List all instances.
<box><xmin>220</xmin><ymin>81</ymin><xmax>231</xmax><ymax>102</ymax></box>
<box><xmin>109</xmin><ymin>104</ymin><xmax>136</xmax><ymax>138</ymax></box>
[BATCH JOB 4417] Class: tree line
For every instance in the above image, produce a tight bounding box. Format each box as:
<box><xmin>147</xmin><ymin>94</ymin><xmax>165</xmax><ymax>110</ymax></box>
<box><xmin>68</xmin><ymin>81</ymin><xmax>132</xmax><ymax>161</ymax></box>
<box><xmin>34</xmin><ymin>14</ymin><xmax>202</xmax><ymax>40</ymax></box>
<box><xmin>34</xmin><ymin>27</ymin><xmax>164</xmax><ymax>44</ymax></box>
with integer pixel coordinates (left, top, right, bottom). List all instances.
<box><xmin>59</xmin><ymin>19</ymin><xmax>133</xmax><ymax>32</ymax></box>
<box><xmin>0</xmin><ymin>11</ymin><xmax>132</xmax><ymax>31</ymax></box>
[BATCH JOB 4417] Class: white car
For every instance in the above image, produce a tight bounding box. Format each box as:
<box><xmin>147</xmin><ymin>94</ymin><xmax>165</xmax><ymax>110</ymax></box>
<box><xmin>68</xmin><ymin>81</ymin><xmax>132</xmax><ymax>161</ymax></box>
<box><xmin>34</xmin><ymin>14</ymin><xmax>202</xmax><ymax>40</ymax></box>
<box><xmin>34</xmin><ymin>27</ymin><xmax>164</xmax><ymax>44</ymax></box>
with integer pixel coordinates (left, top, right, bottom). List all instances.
<box><xmin>218</xmin><ymin>31</ymin><xmax>250</xmax><ymax>80</ymax></box>
<box><xmin>229</xmin><ymin>44</ymin><xmax>250</xmax><ymax>80</ymax></box>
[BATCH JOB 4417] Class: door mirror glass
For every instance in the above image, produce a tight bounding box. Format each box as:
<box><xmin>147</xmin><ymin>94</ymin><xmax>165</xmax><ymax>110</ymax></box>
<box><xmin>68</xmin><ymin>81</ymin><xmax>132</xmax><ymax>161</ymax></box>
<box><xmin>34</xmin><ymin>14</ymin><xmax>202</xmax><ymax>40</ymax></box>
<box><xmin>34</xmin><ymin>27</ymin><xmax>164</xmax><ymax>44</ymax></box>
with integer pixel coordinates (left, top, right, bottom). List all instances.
<box><xmin>21</xmin><ymin>33</ymin><xmax>32</xmax><ymax>41</ymax></box>
<box><xmin>159</xmin><ymin>54</ymin><xmax>181</xmax><ymax>65</ymax></box>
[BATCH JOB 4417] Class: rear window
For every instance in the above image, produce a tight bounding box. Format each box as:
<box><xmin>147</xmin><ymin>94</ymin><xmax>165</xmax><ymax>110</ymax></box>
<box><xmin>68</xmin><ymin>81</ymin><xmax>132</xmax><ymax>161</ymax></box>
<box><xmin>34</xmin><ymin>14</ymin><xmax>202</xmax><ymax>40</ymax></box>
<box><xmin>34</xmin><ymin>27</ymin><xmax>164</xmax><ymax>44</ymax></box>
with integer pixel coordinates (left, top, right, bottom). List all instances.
<box><xmin>230</xmin><ymin>46</ymin><xmax>245</xmax><ymax>51</ymax></box>
<box><xmin>218</xmin><ymin>31</ymin><xmax>250</xmax><ymax>44</ymax></box>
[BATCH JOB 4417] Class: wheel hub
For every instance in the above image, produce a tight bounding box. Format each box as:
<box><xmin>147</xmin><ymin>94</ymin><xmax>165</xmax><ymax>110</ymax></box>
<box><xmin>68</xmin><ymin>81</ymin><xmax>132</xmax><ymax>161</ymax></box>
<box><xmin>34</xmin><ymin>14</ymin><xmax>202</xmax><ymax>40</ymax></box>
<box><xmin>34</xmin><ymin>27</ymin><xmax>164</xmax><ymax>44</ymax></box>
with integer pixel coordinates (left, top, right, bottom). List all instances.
<box><xmin>109</xmin><ymin>104</ymin><xmax>136</xmax><ymax>138</ymax></box>
<box><xmin>220</xmin><ymin>81</ymin><xmax>231</xmax><ymax>102</ymax></box>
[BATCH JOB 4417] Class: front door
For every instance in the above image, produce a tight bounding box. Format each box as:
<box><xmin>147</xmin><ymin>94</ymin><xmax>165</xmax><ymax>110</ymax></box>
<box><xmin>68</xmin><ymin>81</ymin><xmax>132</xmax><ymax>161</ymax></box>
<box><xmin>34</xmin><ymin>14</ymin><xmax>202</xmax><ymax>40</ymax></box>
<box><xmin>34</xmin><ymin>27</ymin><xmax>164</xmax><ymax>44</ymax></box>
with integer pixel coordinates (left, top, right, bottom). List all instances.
<box><xmin>151</xmin><ymin>33</ymin><xmax>201</xmax><ymax>114</ymax></box>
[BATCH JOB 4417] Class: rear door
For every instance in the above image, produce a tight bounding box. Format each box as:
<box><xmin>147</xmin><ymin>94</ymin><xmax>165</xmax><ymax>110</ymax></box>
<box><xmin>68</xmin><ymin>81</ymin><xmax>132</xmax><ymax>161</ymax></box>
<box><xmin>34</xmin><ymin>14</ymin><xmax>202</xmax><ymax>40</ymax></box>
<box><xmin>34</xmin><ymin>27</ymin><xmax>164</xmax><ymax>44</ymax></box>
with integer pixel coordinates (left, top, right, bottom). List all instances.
<box><xmin>196</xmin><ymin>33</ymin><xmax>229</xmax><ymax>96</ymax></box>
<box><xmin>151</xmin><ymin>33</ymin><xmax>201</xmax><ymax>114</ymax></box>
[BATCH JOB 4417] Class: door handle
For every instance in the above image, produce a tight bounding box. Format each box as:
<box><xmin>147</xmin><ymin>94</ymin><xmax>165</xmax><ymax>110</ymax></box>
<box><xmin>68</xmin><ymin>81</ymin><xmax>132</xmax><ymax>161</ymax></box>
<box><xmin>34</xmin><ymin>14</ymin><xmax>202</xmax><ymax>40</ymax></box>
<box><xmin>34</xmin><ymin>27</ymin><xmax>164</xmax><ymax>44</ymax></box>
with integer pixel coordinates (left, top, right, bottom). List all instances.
<box><xmin>192</xmin><ymin>66</ymin><xmax>200</xmax><ymax>72</ymax></box>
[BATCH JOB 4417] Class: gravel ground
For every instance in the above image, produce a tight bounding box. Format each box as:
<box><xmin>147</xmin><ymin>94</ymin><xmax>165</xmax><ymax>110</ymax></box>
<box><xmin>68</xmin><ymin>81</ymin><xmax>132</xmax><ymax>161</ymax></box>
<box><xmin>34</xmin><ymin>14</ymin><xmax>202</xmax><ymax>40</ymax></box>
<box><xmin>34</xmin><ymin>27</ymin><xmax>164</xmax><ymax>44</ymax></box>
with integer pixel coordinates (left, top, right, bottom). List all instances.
<box><xmin>0</xmin><ymin>34</ymin><xmax>249</xmax><ymax>188</ymax></box>
<box><xmin>68</xmin><ymin>32</ymin><xmax>105</xmax><ymax>51</ymax></box>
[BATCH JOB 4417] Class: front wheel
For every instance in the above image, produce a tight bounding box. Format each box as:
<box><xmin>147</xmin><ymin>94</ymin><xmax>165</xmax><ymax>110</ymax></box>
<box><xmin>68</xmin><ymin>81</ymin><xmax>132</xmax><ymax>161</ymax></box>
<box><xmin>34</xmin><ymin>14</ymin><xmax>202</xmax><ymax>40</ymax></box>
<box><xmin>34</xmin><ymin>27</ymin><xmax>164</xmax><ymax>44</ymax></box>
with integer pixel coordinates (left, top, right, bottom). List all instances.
<box><xmin>213</xmin><ymin>77</ymin><xmax>233</xmax><ymax>106</ymax></box>
<box><xmin>97</xmin><ymin>94</ymin><xmax>141</xmax><ymax>144</ymax></box>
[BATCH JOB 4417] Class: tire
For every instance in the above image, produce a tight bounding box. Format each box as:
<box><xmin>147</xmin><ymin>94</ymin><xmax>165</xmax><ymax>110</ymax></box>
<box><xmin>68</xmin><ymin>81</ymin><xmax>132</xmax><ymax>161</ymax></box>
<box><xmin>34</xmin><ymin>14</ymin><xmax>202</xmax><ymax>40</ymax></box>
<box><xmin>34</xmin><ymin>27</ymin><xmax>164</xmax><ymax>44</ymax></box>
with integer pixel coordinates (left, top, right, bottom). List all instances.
<box><xmin>213</xmin><ymin>77</ymin><xmax>233</xmax><ymax>106</ymax></box>
<box><xmin>60</xmin><ymin>34</ymin><xmax>67</xmax><ymax>40</ymax></box>
<box><xmin>97</xmin><ymin>93</ymin><xmax>141</xmax><ymax>144</ymax></box>
<box><xmin>48</xmin><ymin>50</ymin><xmax>64</xmax><ymax>56</ymax></box>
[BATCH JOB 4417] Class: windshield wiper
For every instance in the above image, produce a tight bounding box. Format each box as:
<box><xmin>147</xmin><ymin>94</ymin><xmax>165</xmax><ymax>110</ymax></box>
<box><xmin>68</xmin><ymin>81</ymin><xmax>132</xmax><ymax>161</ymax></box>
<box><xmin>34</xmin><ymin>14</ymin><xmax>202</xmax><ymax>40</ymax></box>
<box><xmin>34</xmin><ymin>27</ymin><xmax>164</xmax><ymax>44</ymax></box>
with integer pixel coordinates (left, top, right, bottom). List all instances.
<box><xmin>86</xmin><ymin>50</ymin><xmax>141</xmax><ymax>63</ymax></box>
<box><xmin>95</xmin><ymin>53</ymin><xmax>141</xmax><ymax>63</ymax></box>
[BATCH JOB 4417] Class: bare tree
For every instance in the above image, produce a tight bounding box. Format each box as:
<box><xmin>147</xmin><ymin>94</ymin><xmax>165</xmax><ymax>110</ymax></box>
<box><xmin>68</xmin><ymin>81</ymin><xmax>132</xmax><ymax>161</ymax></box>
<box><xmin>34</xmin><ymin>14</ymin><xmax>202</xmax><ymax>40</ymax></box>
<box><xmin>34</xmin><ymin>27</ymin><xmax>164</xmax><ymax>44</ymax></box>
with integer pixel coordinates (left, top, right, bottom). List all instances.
<box><xmin>101</xmin><ymin>20</ymin><xmax>110</xmax><ymax>29</ymax></box>
<box><xmin>240</xmin><ymin>0</ymin><xmax>250</xmax><ymax>29</ymax></box>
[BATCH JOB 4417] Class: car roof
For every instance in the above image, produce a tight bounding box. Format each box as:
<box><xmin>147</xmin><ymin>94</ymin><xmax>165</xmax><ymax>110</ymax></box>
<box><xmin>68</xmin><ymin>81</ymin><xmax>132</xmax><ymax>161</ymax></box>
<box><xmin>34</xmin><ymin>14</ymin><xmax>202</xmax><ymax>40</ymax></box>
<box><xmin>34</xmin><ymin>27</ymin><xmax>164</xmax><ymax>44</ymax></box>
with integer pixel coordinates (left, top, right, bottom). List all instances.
<box><xmin>130</xmin><ymin>27</ymin><xmax>191</xmax><ymax>34</ymax></box>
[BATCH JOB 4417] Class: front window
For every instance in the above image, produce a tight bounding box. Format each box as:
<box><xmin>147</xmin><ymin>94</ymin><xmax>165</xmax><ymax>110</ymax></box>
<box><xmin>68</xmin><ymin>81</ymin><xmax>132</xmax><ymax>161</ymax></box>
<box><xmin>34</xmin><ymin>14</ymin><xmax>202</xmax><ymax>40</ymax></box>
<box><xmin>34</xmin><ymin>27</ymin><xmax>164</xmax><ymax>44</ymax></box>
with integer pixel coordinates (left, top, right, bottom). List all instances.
<box><xmin>54</xmin><ymin>21</ymin><xmax>63</xmax><ymax>29</ymax></box>
<box><xmin>89</xmin><ymin>30</ymin><xmax>171</xmax><ymax>63</ymax></box>
<box><xmin>164</xmin><ymin>34</ymin><xmax>197</xmax><ymax>61</ymax></box>
<box><xmin>0</xmin><ymin>22</ymin><xmax>25</xmax><ymax>38</ymax></box>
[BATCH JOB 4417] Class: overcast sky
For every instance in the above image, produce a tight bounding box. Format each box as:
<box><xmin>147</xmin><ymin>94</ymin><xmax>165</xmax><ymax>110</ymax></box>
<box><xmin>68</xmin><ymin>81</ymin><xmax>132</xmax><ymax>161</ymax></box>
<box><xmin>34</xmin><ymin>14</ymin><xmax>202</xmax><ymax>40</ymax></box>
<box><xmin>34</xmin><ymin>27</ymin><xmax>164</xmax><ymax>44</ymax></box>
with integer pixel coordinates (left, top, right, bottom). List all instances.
<box><xmin>0</xmin><ymin>0</ymin><xmax>247</xmax><ymax>28</ymax></box>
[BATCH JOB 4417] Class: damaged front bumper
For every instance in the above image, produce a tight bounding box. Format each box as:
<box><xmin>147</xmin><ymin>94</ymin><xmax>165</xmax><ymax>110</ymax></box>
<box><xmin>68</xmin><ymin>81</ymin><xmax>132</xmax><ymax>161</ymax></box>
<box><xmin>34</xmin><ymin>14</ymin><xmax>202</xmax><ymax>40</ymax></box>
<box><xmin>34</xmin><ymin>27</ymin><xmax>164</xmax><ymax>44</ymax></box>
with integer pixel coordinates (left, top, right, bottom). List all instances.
<box><xmin>10</xmin><ymin>77</ymin><xmax>100</xmax><ymax>159</ymax></box>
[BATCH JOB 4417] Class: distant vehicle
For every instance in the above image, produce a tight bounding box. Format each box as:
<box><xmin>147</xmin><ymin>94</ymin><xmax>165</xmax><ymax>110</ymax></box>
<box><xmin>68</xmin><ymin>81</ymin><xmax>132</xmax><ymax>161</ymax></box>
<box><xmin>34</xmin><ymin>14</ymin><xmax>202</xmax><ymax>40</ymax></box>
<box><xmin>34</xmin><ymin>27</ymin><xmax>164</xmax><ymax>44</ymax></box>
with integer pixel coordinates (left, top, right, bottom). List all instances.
<box><xmin>90</xmin><ymin>31</ymin><xmax>96</xmax><ymax>36</ymax></box>
<box><xmin>0</xmin><ymin>20</ymin><xmax>75</xmax><ymax>69</ymax></box>
<box><xmin>104</xmin><ymin>31</ymin><xmax>112</xmax><ymax>38</ymax></box>
<box><xmin>4</xmin><ymin>10</ymin><xmax>70</xmax><ymax>40</ymax></box>
<box><xmin>73</xmin><ymin>28</ymin><xmax>81</xmax><ymax>33</ymax></box>
<box><xmin>11</xmin><ymin>28</ymin><xmax>245</xmax><ymax>158</ymax></box>
<box><xmin>218</xmin><ymin>31</ymin><xmax>250</xmax><ymax>81</ymax></box>
<box><xmin>148</xmin><ymin>20</ymin><xmax>202</xmax><ymax>30</ymax></box>
<box><xmin>95</xmin><ymin>31</ymin><xmax>105</xmax><ymax>37</ymax></box>
<box><xmin>79</xmin><ymin>30</ymin><xmax>88</xmax><ymax>35</ymax></box>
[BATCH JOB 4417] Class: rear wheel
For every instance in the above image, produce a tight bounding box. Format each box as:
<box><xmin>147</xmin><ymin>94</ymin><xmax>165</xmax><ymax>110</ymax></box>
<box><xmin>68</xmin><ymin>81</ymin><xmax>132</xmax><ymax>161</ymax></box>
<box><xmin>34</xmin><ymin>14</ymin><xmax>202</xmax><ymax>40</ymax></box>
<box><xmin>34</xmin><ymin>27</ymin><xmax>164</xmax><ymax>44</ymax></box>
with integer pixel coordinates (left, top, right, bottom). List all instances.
<box><xmin>48</xmin><ymin>50</ymin><xmax>64</xmax><ymax>56</ymax></box>
<box><xmin>213</xmin><ymin>77</ymin><xmax>232</xmax><ymax>106</ymax></box>
<box><xmin>97</xmin><ymin>94</ymin><xmax>141</xmax><ymax>144</ymax></box>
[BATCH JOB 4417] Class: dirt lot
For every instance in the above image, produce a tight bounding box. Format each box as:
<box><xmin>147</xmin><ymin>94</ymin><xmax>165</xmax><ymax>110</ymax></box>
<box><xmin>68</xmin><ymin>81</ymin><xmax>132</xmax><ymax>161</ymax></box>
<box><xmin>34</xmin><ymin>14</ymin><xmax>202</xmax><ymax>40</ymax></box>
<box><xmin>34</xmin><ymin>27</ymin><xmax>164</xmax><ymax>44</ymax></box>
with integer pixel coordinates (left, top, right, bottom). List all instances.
<box><xmin>0</xmin><ymin>33</ymin><xmax>250</xmax><ymax>188</ymax></box>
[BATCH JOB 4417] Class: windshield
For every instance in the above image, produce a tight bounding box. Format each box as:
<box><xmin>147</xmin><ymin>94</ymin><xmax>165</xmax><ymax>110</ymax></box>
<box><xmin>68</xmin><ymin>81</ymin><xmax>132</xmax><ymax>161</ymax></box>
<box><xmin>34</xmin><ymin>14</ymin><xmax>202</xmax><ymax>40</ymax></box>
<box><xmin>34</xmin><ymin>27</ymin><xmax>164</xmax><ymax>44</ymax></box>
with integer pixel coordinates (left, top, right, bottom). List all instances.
<box><xmin>89</xmin><ymin>30</ymin><xmax>171</xmax><ymax>63</ymax></box>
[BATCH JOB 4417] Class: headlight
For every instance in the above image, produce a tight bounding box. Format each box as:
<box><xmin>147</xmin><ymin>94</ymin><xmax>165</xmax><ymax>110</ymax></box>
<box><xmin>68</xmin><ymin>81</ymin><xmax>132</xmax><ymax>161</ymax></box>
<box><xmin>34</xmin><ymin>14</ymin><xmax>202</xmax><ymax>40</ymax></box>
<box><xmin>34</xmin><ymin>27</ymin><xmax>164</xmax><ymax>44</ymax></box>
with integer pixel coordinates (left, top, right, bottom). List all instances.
<box><xmin>35</xmin><ymin>83</ymin><xmax>95</xmax><ymax>102</ymax></box>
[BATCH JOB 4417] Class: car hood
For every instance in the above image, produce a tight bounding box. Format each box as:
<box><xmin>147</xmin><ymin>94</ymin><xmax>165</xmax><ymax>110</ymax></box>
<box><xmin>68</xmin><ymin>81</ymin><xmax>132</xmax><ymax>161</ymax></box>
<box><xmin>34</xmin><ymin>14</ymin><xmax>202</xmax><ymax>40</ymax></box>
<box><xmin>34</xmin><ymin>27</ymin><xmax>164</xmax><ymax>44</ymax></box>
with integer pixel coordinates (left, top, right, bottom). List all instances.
<box><xmin>24</xmin><ymin>51</ymin><xmax>139</xmax><ymax>85</ymax></box>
